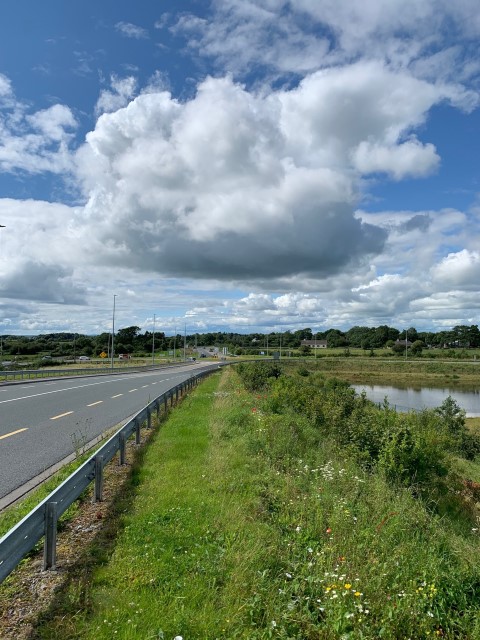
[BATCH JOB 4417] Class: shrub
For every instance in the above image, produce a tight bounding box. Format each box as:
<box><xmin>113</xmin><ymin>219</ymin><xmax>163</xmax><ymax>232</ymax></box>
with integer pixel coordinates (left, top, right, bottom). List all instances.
<box><xmin>236</xmin><ymin>361</ymin><xmax>282</xmax><ymax>391</ymax></box>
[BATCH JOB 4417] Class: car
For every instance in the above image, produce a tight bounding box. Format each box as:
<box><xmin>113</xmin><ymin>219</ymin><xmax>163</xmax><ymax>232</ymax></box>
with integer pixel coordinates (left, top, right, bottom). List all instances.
<box><xmin>78</xmin><ymin>356</ymin><xmax>90</xmax><ymax>361</ymax></box>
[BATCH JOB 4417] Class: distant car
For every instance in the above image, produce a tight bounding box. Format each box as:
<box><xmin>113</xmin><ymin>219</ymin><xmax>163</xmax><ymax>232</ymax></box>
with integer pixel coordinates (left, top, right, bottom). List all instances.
<box><xmin>42</xmin><ymin>356</ymin><xmax>52</xmax><ymax>360</ymax></box>
<box><xmin>118</xmin><ymin>354</ymin><xmax>130</xmax><ymax>359</ymax></box>
<box><xmin>187</xmin><ymin>357</ymin><xmax>196</xmax><ymax>362</ymax></box>
<box><xmin>78</xmin><ymin>356</ymin><xmax>90</xmax><ymax>361</ymax></box>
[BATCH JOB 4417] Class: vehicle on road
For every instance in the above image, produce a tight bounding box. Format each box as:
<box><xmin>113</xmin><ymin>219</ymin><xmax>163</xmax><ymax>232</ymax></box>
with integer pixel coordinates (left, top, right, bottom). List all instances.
<box><xmin>78</xmin><ymin>356</ymin><xmax>90</xmax><ymax>361</ymax></box>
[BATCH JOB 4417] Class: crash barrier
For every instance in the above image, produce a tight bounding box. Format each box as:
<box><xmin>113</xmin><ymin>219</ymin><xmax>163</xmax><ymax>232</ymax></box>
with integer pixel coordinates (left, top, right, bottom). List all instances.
<box><xmin>0</xmin><ymin>368</ymin><xmax>217</xmax><ymax>584</ymax></box>
<box><xmin>0</xmin><ymin>361</ymin><xmax>193</xmax><ymax>383</ymax></box>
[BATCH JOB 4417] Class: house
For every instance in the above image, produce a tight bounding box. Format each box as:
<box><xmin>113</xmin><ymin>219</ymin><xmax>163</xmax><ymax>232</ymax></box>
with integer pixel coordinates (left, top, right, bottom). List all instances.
<box><xmin>300</xmin><ymin>339</ymin><xmax>328</xmax><ymax>349</ymax></box>
<box><xmin>394</xmin><ymin>339</ymin><xmax>413</xmax><ymax>347</ymax></box>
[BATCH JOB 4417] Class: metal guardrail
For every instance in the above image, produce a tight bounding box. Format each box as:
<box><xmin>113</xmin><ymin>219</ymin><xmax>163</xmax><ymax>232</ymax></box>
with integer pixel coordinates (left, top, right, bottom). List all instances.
<box><xmin>0</xmin><ymin>368</ymin><xmax>215</xmax><ymax>584</ymax></box>
<box><xmin>0</xmin><ymin>361</ymin><xmax>193</xmax><ymax>383</ymax></box>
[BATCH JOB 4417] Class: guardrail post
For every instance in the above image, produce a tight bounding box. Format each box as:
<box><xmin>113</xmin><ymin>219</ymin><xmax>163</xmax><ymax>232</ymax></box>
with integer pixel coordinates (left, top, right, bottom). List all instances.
<box><xmin>94</xmin><ymin>455</ymin><xmax>104</xmax><ymax>502</ymax></box>
<box><xmin>43</xmin><ymin>501</ymin><xmax>58</xmax><ymax>570</ymax></box>
<box><xmin>119</xmin><ymin>432</ymin><xmax>126</xmax><ymax>465</ymax></box>
<box><xmin>164</xmin><ymin>395</ymin><xmax>168</xmax><ymax>412</ymax></box>
<box><xmin>147</xmin><ymin>408</ymin><xmax>151</xmax><ymax>430</ymax></box>
<box><xmin>176</xmin><ymin>386</ymin><xmax>179</xmax><ymax>402</ymax></box>
<box><xmin>135</xmin><ymin>418</ymin><xmax>141</xmax><ymax>444</ymax></box>
<box><xmin>170</xmin><ymin>391</ymin><xmax>174</xmax><ymax>407</ymax></box>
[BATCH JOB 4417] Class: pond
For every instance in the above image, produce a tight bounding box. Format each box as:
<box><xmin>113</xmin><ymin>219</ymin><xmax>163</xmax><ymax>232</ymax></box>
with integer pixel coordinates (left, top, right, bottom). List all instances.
<box><xmin>352</xmin><ymin>384</ymin><xmax>480</xmax><ymax>417</ymax></box>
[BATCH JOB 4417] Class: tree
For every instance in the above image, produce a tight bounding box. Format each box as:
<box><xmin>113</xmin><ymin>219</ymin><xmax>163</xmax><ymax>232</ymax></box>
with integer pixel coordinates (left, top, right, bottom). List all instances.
<box><xmin>410</xmin><ymin>340</ymin><xmax>424</xmax><ymax>356</ymax></box>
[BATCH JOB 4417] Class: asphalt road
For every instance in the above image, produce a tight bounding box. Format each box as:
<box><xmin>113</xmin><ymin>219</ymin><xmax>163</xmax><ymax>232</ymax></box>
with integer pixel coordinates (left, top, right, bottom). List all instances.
<box><xmin>0</xmin><ymin>363</ymin><xmax>216</xmax><ymax>502</ymax></box>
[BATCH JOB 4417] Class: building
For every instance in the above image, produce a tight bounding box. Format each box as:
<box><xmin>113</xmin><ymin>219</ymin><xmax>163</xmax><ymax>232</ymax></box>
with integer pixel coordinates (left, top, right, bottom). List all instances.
<box><xmin>300</xmin><ymin>339</ymin><xmax>328</xmax><ymax>349</ymax></box>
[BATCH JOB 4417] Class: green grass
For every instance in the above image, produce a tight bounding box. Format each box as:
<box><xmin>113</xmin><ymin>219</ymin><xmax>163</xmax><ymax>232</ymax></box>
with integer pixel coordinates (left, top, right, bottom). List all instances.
<box><xmin>20</xmin><ymin>367</ymin><xmax>480</xmax><ymax>639</ymax></box>
<box><xmin>282</xmin><ymin>357</ymin><xmax>480</xmax><ymax>389</ymax></box>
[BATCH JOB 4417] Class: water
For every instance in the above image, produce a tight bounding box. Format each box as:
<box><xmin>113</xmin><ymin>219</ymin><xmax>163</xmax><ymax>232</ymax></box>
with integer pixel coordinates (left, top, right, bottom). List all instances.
<box><xmin>352</xmin><ymin>384</ymin><xmax>480</xmax><ymax>417</ymax></box>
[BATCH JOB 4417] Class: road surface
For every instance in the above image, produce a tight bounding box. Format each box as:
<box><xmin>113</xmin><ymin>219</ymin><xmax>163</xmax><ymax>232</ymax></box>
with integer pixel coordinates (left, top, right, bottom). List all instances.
<box><xmin>0</xmin><ymin>363</ymin><xmax>215</xmax><ymax>503</ymax></box>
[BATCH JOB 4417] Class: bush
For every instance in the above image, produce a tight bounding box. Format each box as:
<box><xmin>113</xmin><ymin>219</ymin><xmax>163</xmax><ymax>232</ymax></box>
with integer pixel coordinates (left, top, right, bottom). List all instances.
<box><xmin>236</xmin><ymin>361</ymin><xmax>282</xmax><ymax>391</ymax></box>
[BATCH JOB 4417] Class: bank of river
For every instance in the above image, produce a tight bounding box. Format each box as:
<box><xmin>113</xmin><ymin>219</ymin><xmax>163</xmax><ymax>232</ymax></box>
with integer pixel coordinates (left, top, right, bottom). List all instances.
<box><xmin>353</xmin><ymin>383</ymin><xmax>480</xmax><ymax>417</ymax></box>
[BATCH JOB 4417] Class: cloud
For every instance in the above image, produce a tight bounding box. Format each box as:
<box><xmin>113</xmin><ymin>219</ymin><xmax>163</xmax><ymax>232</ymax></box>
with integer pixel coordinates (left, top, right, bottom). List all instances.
<box><xmin>74</xmin><ymin>60</ymin><xmax>474</xmax><ymax>287</ymax></box>
<box><xmin>115</xmin><ymin>21</ymin><xmax>149</xmax><ymax>39</ymax></box>
<box><xmin>173</xmin><ymin>0</ymin><xmax>480</xmax><ymax>85</ymax></box>
<box><xmin>431</xmin><ymin>249</ymin><xmax>480</xmax><ymax>290</ymax></box>
<box><xmin>0</xmin><ymin>86</ymin><xmax>78</xmax><ymax>175</ymax></box>
<box><xmin>0</xmin><ymin>261</ymin><xmax>86</xmax><ymax>304</ymax></box>
<box><xmin>351</xmin><ymin>139</ymin><xmax>440</xmax><ymax>180</ymax></box>
<box><xmin>95</xmin><ymin>75</ymin><xmax>137</xmax><ymax>115</ymax></box>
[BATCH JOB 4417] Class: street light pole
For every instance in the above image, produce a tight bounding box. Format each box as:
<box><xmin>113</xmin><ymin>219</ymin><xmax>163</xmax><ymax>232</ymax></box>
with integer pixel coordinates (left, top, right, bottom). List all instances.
<box><xmin>405</xmin><ymin>328</ymin><xmax>408</xmax><ymax>361</ymax></box>
<box><xmin>173</xmin><ymin>325</ymin><xmax>176</xmax><ymax>361</ymax></box>
<box><xmin>152</xmin><ymin>314</ymin><xmax>156</xmax><ymax>365</ymax></box>
<box><xmin>110</xmin><ymin>294</ymin><xmax>117</xmax><ymax>369</ymax></box>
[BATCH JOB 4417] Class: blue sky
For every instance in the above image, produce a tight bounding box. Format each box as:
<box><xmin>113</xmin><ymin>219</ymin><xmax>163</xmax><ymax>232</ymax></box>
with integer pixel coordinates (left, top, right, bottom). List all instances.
<box><xmin>0</xmin><ymin>0</ymin><xmax>480</xmax><ymax>336</ymax></box>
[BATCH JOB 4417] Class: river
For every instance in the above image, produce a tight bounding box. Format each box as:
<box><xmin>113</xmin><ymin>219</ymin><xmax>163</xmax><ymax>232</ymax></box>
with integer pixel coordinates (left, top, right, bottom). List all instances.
<box><xmin>352</xmin><ymin>384</ymin><xmax>480</xmax><ymax>417</ymax></box>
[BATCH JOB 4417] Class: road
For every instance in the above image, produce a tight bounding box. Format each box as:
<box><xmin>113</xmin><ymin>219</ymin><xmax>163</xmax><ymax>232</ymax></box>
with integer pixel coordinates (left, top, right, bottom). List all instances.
<box><xmin>0</xmin><ymin>363</ymin><xmax>215</xmax><ymax>503</ymax></box>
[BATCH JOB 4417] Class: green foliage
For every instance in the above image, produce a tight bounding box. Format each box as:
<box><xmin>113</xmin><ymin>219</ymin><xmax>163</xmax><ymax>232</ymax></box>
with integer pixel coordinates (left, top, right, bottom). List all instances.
<box><xmin>236</xmin><ymin>361</ymin><xmax>282</xmax><ymax>391</ymax></box>
<box><xmin>435</xmin><ymin>395</ymin><xmax>480</xmax><ymax>460</ymax></box>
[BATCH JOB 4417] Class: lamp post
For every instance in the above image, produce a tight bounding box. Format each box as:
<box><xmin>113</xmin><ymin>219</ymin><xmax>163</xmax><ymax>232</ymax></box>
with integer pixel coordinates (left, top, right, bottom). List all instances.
<box><xmin>152</xmin><ymin>314</ymin><xmax>156</xmax><ymax>365</ymax></box>
<box><xmin>183</xmin><ymin>323</ymin><xmax>187</xmax><ymax>361</ymax></box>
<box><xmin>405</xmin><ymin>328</ymin><xmax>408</xmax><ymax>361</ymax></box>
<box><xmin>110</xmin><ymin>294</ymin><xmax>117</xmax><ymax>369</ymax></box>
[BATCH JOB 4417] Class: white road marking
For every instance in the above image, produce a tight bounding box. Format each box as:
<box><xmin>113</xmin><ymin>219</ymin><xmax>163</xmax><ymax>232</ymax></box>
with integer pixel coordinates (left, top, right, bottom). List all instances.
<box><xmin>111</xmin><ymin>393</ymin><xmax>123</xmax><ymax>398</ymax></box>
<box><xmin>129</xmin><ymin>389</ymin><xmax>138</xmax><ymax>393</ymax></box>
<box><xmin>0</xmin><ymin>428</ymin><xmax>29</xmax><ymax>440</ymax></box>
<box><xmin>87</xmin><ymin>401</ymin><xmax>103</xmax><ymax>407</ymax></box>
<box><xmin>51</xmin><ymin>411</ymin><xmax>74</xmax><ymax>420</ymax></box>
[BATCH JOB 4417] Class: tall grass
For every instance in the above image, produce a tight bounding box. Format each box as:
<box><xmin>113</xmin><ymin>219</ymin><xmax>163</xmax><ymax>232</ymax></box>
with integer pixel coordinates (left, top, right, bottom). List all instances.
<box><xmin>25</xmin><ymin>367</ymin><xmax>480</xmax><ymax>639</ymax></box>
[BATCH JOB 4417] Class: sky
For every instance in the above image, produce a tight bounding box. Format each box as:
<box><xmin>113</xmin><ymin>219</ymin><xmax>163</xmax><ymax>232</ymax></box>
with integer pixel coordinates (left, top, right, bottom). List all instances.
<box><xmin>0</xmin><ymin>0</ymin><xmax>480</xmax><ymax>337</ymax></box>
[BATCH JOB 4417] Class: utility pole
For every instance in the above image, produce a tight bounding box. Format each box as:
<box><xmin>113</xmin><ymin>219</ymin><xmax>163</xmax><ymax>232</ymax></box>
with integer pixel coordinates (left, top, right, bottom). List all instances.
<box><xmin>152</xmin><ymin>314</ymin><xmax>156</xmax><ymax>365</ymax></box>
<box><xmin>405</xmin><ymin>328</ymin><xmax>408</xmax><ymax>361</ymax></box>
<box><xmin>184</xmin><ymin>323</ymin><xmax>187</xmax><ymax>361</ymax></box>
<box><xmin>110</xmin><ymin>294</ymin><xmax>116</xmax><ymax>369</ymax></box>
<box><xmin>173</xmin><ymin>325</ymin><xmax>176</xmax><ymax>361</ymax></box>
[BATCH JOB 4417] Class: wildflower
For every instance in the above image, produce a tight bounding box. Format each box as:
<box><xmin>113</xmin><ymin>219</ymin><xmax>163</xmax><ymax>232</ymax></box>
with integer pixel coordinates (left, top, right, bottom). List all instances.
<box><xmin>344</xmin><ymin>583</ymin><xmax>352</xmax><ymax>590</ymax></box>
<box><xmin>326</xmin><ymin>527</ymin><xmax>332</xmax><ymax>534</ymax></box>
<box><xmin>354</xmin><ymin>592</ymin><xmax>362</xmax><ymax>597</ymax></box>
<box><xmin>285</xmin><ymin>572</ymin><xmax>292</xmax><ymax>579</ymax></box>
<box><xmin>271</xmin><ymin>620</ymin><xmax>277</xmax><ymax>628</ymax></box>
<box><xmin>296</xmin><ymin>525</ymin><xmax>301</xmax><ymax>532</ymax></box>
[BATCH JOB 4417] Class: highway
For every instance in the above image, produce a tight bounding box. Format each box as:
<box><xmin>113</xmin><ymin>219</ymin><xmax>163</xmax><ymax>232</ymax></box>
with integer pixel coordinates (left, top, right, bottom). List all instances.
<box><xmin>0</xmin><ymin>363</ymin><xmax>214</xmax><ymax>504</ymax></box>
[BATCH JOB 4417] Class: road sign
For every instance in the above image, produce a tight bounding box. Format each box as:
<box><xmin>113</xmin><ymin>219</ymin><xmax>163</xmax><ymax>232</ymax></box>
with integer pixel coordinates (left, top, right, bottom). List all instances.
<box><xmin>100</xmin><ymin>352</ymin><xmax>107</xmax><ymax>358</ymax></box>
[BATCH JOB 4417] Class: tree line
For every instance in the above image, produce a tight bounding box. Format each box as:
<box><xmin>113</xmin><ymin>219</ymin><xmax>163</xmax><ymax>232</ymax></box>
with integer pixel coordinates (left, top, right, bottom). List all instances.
<box><xmin>1</xmin><ymin>324</ymin><xmax>479</xmax><ymax>359</ymax></box>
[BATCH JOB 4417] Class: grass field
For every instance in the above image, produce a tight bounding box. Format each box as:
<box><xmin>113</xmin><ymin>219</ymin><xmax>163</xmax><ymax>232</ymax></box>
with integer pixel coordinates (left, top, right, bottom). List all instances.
<box><xmin>6</xmin><ymin>366</ymin><xmax>478</xmax><ymax>639</ymax></box>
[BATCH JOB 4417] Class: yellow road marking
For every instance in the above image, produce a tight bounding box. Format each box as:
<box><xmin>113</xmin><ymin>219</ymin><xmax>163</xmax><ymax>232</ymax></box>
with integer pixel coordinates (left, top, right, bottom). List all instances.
<box><xmin>111</xmin><ymin>393</ymin><xmax>123</xmax><ymax>398</ymax></box>
<box><xmin>50</xmin><ymin>411</ymin><xmax>74</xmax><ymax>420</ymax></box>
<box><xmin>0</xmin><ymin>428</ymin><xmax>29</xmax><ymax>440</ymax></box>
<box><xmin>87</xmin><ymin>401</ymin><xmax>103</xmax><ymax>407</ymax></box>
